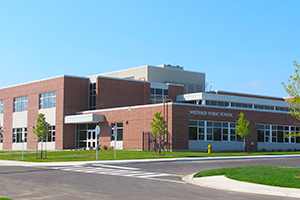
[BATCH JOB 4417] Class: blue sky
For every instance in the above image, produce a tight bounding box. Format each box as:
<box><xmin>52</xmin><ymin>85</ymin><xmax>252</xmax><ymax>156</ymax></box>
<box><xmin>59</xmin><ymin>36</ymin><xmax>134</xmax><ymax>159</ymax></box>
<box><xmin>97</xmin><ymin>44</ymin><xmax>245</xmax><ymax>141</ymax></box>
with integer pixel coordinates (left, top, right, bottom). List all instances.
<box><xmin>0</xmin><ymin>0</ymin><xmax>299</xmax><ymax>97</ymax></box>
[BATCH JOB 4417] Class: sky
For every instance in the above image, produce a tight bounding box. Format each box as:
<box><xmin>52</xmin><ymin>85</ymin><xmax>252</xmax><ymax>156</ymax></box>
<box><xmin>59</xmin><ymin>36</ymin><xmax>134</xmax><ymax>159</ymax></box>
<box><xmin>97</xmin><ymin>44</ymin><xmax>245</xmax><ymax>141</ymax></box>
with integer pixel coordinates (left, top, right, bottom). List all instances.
<box><xmin>0</xmin><ymin>0</ymin><xmax>299</xmax><ymax>97</ymax></box>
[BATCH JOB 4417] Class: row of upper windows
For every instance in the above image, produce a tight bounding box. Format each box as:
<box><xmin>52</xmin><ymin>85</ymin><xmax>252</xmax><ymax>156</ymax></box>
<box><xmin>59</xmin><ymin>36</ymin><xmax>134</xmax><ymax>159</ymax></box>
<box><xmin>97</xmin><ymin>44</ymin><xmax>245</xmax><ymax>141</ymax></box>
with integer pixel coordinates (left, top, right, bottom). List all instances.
<box><xmin>205</xmin><ymin>100</ymin><xmax>289</xmax><ymax>112</ymax></box>
<box><xmin>0</xmin><ymin>92</ymin><xmax>56</xmax><ymax>113</ymax></box>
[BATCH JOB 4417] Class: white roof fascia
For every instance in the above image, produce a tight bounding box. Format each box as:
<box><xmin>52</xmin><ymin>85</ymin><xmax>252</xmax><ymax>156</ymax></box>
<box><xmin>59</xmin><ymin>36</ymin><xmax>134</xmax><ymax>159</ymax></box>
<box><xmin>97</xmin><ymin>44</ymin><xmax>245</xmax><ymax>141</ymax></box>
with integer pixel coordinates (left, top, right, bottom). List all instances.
<box><xmin>65</xmin><ymin>113</ymin><xmax>105</xmax><ymax>124</ymax></box>
<box><xmin>77</xmin><ymin>103</ymin><xmax>173</xmax><ymax>115</ymax></box>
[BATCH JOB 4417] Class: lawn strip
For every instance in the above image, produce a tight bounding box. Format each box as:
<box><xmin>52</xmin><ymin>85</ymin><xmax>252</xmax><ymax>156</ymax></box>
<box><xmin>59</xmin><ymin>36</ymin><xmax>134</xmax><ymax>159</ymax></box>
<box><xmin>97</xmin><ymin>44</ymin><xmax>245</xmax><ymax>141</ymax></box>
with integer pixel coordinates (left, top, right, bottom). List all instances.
<box><xmin>194</xmin><ymin>165</ymin><xmax>300</xmax><ymax>188</ymax></box>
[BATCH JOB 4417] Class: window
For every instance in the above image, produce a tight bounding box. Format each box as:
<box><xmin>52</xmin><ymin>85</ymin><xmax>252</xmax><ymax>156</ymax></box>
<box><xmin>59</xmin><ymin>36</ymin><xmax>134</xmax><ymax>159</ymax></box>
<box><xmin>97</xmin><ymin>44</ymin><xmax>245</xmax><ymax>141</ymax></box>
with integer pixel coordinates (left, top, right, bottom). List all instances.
<box><xmin>206</xmin><ymin>100</ymin><xmax>229</xmax><ymax>107</ymax></box>
<box><xmin>39</xmin><ymin>92</ymin><xmax>56</xmax><ymax>109</ymax></box>
<box><xmin>12</xmin><ymin>128</ymin><xmax>27</xmax><ymax>143</ymax></box>
<box><xmin>89</xmin><ymin>83</ymin><xmax>96</xmax><ymax>110</ymax></box>
<box><xmin>198</xmin><ymin>121</ymin><xmax>205</xmax><ymax>140</ymax></box>
<box><xmin>150</xmin><ymin>88</ymin><xmax>168</xmax><ymax>104</ymax></box>
<box><xmin>189</xmin><ymin>120</ymin><xmax>239</xmax><ymax>142</ymax></box>
<box><xmin>13</xmin><ymin>96</ymin><xmax>28</xmax><ymax>112</ymax></box>
<box><xmin>47</xmin><ymin>126</ymin><xmax>55</xmax><ymax>142</ymax></box>
<box><xmin>257</xmin><ymin>124</ymin><xmax>300</xmax><ymax>143</ymax></box>
<box><xmin>111</xmin><ymin>123</ymin><xmax>123</xmax><ymax>141</ymax></box>
<box><xmin>0</xmin><ymin>100</ymin><xmax>3</xmax><ymax>114</ymax></box>
<box><xmin>0</xmin><ymin>133</ymin><xmax>2</xmax><ymax>143</ymax></box>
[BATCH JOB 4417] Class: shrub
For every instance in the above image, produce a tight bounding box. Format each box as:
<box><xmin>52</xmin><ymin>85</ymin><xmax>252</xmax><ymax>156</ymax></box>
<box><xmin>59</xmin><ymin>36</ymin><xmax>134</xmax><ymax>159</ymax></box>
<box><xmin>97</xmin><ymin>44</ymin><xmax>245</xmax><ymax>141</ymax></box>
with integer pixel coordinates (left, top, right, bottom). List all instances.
<box><xmin>262</xmin><ymin>148</ymin><xmax>266</xmax><ymax>152</ymax></box>
<box><xmin>103</xmin><ymin>145</ymin><xmax>108</xmax><ymax>150</ymax></box>
<box><xmin>277</xmin><ymin>149</ymin><xmax>282</xmax><ymax>152</ymax></box>
<box><xmin>110</xmin><ymin>146</ymin><xmax>114</xmax><ymax>150</ymax></box>
<box><xmin>89</xmin><ymin>146</ymin><xmax>94</xmax><ymax>151</ymax></box>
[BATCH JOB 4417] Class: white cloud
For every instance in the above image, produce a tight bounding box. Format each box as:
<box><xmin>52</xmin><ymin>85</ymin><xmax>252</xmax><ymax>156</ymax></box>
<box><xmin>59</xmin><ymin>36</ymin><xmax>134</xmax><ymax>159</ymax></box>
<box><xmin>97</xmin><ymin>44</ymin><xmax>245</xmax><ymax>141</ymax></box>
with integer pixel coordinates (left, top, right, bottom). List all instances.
<box><xmin>248</xmin><ymin>79</ymin><xmax>264</xmax><ymax>89</ymax></box>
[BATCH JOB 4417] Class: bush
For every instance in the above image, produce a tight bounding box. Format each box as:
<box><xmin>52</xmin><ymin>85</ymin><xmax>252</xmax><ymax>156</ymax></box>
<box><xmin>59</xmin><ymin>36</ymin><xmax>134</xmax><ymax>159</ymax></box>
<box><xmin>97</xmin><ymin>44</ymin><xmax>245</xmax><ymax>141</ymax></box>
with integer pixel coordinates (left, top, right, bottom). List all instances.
<box><xmin>110</xmin><ymin>146</ymin><xmax>114</xmax><ymax>150</ymax></box>
<box><xmin>97</xmin><ymin>145</ymin><xmax>102</xmax><ymax>150</ymax></box>
<box><xmin>89</xmin><ymin>146</ymin><xmax>94</xmax><ymax>151</ymax></box>
<box><xmin>262</xmin><ymin>148</ymin><xmax>266</xmax><ymax>152</ymax></box>
<box><xmin>277</xmin><ymin>149</ymin><xmax>282</xmax><ymax>152</ymax></box>
<box><xmin>103</xmin><ymin>145</ymin><xmax>108</xmax><ymax>150</ymax></box>
<box><xmin>271</xmin><ymin>149</ymin><xmax>275</xmax><ymax>152</ymax></box>
<box><xmin>287</xmin><ymin>149</ymin><xmax>293</xmax><ymax>152</ymax></box>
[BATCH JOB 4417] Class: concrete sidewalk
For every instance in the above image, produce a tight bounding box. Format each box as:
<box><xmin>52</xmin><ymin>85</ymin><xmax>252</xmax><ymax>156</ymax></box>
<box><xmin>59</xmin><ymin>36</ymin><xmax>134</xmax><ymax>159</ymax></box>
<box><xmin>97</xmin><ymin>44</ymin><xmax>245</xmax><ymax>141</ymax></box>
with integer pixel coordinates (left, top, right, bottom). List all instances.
<box><xmin>183</xmin><ymin>174</ymin><xmax>300</xmax><ymax>198</ymax></box>
<box><xmin>1</xmin><ymin>154</ymin><xmax>300</xmax><ymax>166</ymax></box>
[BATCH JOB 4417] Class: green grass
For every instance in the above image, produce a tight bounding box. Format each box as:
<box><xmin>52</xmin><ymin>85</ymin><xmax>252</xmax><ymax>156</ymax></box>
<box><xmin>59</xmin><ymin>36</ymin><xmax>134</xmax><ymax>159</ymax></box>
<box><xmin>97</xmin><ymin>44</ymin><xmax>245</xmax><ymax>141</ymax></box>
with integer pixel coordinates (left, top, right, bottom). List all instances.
<box><xmin>0</xmin><ymin>198</ymin><xmax>13</xmax><ymax>200</ymax></box>
<box><xmin>194</xmin><ymin>165</ymin><xmax>300</xmax><ymax>188</ymax></box>
<box><xmin>0</xmin><ymin>150</ymin><xmax>300</xmax><ymax>162</ymax></box>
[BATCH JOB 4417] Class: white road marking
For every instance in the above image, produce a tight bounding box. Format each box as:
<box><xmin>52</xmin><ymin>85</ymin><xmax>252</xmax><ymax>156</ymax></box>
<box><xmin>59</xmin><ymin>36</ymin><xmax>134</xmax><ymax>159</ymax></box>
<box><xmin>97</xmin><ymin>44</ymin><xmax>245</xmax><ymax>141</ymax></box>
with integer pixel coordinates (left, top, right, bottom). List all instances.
<box><xmin>50</xmin><ymin>165</ymin><xmax>185</xmax><ymax>184</ymax></box>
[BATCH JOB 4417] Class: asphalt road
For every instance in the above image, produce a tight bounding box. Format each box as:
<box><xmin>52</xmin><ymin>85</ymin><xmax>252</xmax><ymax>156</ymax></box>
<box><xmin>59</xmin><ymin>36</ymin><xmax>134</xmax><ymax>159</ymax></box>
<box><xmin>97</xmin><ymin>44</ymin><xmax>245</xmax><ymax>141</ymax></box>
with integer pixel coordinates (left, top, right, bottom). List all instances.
<box><xmin>1</xmin><ymin>157</ymin><xmax>300</xmax><ymax>200</ymax></box>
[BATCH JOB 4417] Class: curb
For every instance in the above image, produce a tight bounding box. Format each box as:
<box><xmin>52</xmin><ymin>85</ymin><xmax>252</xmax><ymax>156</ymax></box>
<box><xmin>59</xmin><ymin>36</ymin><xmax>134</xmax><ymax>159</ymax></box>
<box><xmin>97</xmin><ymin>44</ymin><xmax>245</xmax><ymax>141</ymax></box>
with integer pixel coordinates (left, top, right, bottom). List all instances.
<box><xmin>182</xmin><ymin>173</ymin><xmax>300</xmax><ymax>198</ymax></box>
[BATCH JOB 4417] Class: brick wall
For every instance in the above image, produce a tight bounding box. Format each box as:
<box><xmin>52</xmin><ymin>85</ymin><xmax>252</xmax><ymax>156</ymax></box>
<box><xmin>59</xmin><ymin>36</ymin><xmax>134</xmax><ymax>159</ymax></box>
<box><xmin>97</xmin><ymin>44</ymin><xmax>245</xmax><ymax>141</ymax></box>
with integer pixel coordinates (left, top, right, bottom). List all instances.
<box><xmin>96</xmin><ymin>77</ymin><xmax>151</xmax><ymax>109</ymax></box>
<box><xmin>0</xmin><ymin>77</ymin><xmax>65</xmax><ymax>150</ymax></box>
<box><xmin>63</xmin><ymin>77</ymin><xmax>89</xmax><ymax>149</ymax></box>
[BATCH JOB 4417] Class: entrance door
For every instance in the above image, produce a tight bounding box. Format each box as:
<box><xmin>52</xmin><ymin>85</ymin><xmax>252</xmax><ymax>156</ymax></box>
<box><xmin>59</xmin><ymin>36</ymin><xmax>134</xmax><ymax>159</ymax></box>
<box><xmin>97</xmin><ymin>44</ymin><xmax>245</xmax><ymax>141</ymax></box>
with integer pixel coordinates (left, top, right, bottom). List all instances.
<box><xmin>87</xmin><ymin>130</ymin><xmax>97</xmax><ymax>149</ymax></box>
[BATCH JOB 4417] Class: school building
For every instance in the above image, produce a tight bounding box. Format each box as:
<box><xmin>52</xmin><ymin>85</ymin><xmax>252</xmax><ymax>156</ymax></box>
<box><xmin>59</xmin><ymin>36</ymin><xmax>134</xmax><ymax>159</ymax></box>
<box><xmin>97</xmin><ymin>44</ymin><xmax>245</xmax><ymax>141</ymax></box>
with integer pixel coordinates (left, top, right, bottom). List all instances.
<box><xmin>0</xmin><ymin>64</ymin><xmax>299</xmax><ymax>152</ymax></box>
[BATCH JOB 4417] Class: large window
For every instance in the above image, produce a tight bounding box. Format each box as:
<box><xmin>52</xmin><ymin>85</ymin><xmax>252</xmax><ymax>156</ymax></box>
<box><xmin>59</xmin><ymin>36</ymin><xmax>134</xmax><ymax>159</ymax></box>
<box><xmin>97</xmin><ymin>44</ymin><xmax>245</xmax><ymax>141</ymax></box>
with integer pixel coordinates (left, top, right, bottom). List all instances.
<box><xmin>12</xmin><ymin>128</ymin><xmax>27</xmax><ymax>143</ymax></box>
<box><xmin>189</xmin><ymin>120</ymin><xmax>240</xmax><ymax>142</ymax></box>
<box><xmin>0</xmin><ymin>100</ymin><xmax>3</xmax><ymax>114</ymax></box>
<box><xmin>39</xmin><ymin>92</ymin><xmax>56</xmax><ymax>109</ymax></box>
<box><xmin>150</xmin><ymin>88</ymin><xmax>168</xmax><ymax>104</ymax></box>
<box><xmin>0</xmin><ymin>133</ymin><xmax>3</xmax><ymax>143</ymax></box>
<box><xmin>13</xmin><ymin>96</ymin><xmax>28</xmax><ymax>112</ymax></box>
<box><xmin>257</xmin><ymin>124</ymin><xmax>300</xmax><ymax>143</ymax></box>
<box><xmin>111</xmin><ymin>123</ymin><xmax>123</xmax><ymax>141</ymax></box>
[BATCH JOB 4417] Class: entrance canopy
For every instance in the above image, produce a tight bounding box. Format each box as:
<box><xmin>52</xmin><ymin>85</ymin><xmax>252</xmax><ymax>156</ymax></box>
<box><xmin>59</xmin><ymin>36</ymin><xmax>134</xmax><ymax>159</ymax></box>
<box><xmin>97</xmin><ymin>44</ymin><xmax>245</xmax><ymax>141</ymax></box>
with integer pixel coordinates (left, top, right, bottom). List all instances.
<box><xmin>65</xmin><ymin>113</ymin><xmax>105</xmax><ymax>124</ymax></box>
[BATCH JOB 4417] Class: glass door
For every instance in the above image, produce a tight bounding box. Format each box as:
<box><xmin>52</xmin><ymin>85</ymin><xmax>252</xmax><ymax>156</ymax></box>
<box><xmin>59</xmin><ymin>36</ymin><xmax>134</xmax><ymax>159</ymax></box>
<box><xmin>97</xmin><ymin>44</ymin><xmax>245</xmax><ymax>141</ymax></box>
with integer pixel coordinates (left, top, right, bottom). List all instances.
<box><xmin>87</xmin><ymin>130</ymin><xmax>96</xmax><ymax>149</ymax></box>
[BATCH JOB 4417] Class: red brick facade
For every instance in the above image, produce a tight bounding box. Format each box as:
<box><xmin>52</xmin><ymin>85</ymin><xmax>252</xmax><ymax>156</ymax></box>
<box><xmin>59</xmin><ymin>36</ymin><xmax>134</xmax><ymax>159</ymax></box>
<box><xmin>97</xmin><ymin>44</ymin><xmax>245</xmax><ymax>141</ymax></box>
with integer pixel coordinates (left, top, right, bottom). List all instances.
<box><xmin>0</xmin><ymin>74</ymin><xmax>298</xmax><ymax>152</ymax></box>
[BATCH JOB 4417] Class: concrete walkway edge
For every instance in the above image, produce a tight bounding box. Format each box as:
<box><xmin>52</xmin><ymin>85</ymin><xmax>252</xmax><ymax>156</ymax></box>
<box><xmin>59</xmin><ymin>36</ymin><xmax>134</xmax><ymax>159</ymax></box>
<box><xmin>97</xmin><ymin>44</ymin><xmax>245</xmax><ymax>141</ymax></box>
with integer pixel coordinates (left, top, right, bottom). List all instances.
<box><xmin>182</xmin><ymin>173</ymin><xmax>300</xmax><ymax>198</ymax></box>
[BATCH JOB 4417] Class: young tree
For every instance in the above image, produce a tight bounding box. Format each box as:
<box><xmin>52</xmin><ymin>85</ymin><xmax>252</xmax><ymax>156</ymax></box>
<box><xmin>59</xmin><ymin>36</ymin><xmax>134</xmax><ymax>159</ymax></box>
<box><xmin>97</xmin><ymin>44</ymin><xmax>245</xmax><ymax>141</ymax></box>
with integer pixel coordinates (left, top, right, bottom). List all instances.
<box><xmin>236</xmin><ymin>112</ymin><xmax>250</xmax><ymax>152</ymax></box>
<box><xmin>33</xmin><ymin>113</ymin><xmax>50</xmax><ymax>158</ymax></box>
<box><xmin>282</xmin><ymin>61</ymin><xmax>300</xmax><ymax>119</ymax></box>
<box><xmin>150</xmin><ymin>111</ymin><xmax>168</xmax><ymax>155</ymax></box>
<box><xmin>282</xmin><ymin>61</ymin><xmax>300</xmax><ymax>138</ymax></box>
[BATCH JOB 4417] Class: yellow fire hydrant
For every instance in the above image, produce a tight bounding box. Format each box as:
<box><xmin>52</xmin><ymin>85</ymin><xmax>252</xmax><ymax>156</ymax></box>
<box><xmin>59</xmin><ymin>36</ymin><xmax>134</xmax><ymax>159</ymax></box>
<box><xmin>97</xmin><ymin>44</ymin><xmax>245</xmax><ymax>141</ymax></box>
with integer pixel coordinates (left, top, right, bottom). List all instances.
<box><xmin>208</xmin><ymin>144</ymin><xmax>212</xmax><ymax>154</ymax></box>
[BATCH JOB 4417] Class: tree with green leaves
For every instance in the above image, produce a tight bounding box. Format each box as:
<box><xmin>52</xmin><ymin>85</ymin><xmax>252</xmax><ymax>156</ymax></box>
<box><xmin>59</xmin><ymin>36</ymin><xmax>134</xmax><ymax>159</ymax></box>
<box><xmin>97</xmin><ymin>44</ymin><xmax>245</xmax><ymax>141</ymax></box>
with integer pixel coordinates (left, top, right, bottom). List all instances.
<box><xmin>33</xmin><ymin>113</ymin><xmax>50</xmax><ymax>158</ymax></box>
<box><xmin>282</xmin><ymin>61</ymin><xmax>300</xmax><ymax>118</ymax></box>
<box><xmin>282</xmin><ymin>61</ymin><xmax>300</xmax><ymax>138</ymax></box>
<box><xmin>236</xmin><ymin>112</ymin><xmax>250</xmax><ymax>152</ymax></box>
<box><xmin>150</xmin><ymin>111</ymin><xmax>168</xmax><ymax>155</ymax></box>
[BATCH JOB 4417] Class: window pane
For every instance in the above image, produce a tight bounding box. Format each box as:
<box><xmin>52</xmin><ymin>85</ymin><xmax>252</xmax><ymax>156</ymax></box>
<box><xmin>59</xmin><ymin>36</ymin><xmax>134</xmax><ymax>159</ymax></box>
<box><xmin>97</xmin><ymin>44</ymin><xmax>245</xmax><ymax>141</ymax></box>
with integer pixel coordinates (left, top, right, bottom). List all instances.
<box><xmin>213</xmin><ymin>128</ymin><xmax>221</xmax><ymax>141</ymax></box>
<box><xmin>189</xmin><ymin>127</ymin><xmax>197</xmax><ymax>140</ymax></box>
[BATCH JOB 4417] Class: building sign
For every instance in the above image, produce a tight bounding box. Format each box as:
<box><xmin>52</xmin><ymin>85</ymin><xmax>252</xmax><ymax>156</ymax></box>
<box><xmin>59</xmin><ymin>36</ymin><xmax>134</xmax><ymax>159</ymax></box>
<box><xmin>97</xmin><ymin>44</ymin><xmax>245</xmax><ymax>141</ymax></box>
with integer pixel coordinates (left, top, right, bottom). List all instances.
<box><xmin>190</xmin><ymin>110</ymin><xmax>233</xmax><ymax>117</ymax></box>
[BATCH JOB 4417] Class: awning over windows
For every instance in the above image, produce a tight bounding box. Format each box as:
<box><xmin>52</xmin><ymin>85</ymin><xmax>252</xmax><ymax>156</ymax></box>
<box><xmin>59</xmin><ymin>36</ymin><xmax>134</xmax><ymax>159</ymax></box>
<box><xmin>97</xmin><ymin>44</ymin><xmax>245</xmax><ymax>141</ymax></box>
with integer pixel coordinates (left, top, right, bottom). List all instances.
<box><xmin>65</xmin><ymin>114</ymin><xmax>105</xmax><ymax>124</ymax></box>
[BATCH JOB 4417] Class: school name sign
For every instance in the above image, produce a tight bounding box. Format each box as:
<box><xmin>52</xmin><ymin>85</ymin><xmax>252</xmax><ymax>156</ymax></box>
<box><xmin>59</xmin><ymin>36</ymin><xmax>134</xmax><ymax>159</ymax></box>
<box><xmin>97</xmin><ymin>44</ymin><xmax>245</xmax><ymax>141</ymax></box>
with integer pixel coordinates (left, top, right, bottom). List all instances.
<box><xmin>190</xmin><ymin>110</ymin><xmax>233</xmax><ymax>117</ymax></box>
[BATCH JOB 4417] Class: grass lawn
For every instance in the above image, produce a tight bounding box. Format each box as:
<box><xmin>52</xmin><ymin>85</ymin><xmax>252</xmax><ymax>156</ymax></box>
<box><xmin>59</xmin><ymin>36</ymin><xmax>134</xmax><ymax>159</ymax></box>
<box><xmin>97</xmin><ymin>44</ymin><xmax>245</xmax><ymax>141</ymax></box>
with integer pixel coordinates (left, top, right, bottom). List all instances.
<box><xmin>0</xmin><ymin>198</ymin><xmax>12</xmax><ymax>200</ymax></box>
<box><xmin>0</xmin><ymin>150</ymin><xmax>300</xmax><ymax>162</ymax></box>
<box><xmin>194</xmin><ymin>165</ymin><xmax>300</xmax><ymax>188</ymax></box>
